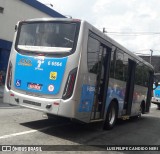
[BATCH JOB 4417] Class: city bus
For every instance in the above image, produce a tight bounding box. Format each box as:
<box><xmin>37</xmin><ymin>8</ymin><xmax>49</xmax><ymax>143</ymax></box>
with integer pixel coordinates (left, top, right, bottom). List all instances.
<box><xmin>151</xmin><ymin>73</ymin><xmax>160</xmax><ymax>109</ymax></box>
<box><xmin>3</xmin><ymin>18</ymin><xmax>154</xmax><ymax>130</ymax></box>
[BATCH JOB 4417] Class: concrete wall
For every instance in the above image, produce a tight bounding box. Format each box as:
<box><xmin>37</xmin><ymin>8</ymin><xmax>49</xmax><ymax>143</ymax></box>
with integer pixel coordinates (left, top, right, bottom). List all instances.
<box><xmin>0</xmin><ymin>0</ymin><xmax>53</xmax><ymax>42</ymax></box>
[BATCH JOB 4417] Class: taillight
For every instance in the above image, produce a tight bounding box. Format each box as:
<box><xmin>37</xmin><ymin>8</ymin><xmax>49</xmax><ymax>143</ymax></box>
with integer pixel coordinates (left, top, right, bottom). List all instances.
<box><xmin>62</xmin><ymin>68</ymin><xmax>77</xmax><ymax>100</ymax></box>
<box><xmin>7</xmin><ymin>61</ymin><xmax>12</xmax><ymax>90</ymax></box>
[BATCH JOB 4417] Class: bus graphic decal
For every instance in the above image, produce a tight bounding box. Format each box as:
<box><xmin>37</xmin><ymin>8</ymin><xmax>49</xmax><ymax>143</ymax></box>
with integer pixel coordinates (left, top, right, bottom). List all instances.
<box><xmin>50</xmin><ymin>72</ymin><xmax>57</xmax><ymax>80</ymax></box>
<box><xmin>18</xmin><ymin>58</ymin><xmax>32</xmax><ymax>66</ymax></box>
<box><xmin>14</xmin><ymin>53</ymin><xmax>67</xmax><ymax>95</ymax></box>
<box><xmin>79</xmin><ymin>85</ymin><xmax>95</xmax><ymax>112</ymax></box>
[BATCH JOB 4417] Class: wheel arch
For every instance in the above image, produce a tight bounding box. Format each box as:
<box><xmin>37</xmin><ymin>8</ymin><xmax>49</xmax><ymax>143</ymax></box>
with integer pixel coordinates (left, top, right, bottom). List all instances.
<box><xmin>103</xmin><ymin>98</ymin><xmax>119</xmax><ymax>130</ymax></box>
<box><xmin>109</xmin><ymin>98</ymin><xmax>119</xmax><ymax>112</ymax></box>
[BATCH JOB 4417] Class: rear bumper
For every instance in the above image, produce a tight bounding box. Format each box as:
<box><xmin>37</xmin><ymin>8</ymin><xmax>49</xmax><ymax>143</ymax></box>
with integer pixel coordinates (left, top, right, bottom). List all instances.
<box><xmin>3</xmin><ymin>87</ymin><xmax>75</xmax><ymax>118</ymax></box>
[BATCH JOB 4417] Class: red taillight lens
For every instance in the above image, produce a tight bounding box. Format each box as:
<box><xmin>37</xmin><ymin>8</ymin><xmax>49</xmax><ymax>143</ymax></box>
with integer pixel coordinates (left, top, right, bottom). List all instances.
<box><xmin>7</xmin><ymin>62</ymin><xmax>12</xmax><ymax>90</ymax></box>
<box><xmin>62</xmin><ymin>68</ymin><xmax>77</xmax><ymax>100</ymax></box>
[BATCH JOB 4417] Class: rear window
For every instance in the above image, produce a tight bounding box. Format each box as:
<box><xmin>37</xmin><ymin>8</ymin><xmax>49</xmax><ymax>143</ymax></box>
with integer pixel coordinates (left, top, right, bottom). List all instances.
<box><xmin>16</xmin><ymin>21</ymin><xmax>79</xmax><ymax>53</ymax></box>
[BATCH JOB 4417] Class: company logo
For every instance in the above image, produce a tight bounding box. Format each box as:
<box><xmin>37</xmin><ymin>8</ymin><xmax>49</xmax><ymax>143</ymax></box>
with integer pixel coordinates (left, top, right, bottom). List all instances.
<box><xmin>50</xmin><ymin>72</ymin><xmax>57</xmax><ymax>80</ymax></box>
<box><xmin>35</xmin><ymin>57</ymin><xmax>44</xmax><ymax>71</ymax></box>
<box><xmin>48</xmin><ymin>85</ymin><xmax>54</xmax><ymax>92</ymax></box>
<box><xmin>18</xmin><ymin>59</ymin><xmax>32</xmax><ymax>66</ymax></box>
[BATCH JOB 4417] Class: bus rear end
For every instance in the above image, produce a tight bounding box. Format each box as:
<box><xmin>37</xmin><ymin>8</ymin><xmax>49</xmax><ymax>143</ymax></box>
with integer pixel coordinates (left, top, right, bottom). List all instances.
<box><xmin>3</xmin><ymin>18</ymin><xmax>81</xmax><ymax>118</ymax></box>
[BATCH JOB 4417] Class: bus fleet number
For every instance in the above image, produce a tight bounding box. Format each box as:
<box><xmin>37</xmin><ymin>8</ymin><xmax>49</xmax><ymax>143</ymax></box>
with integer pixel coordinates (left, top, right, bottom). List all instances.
<box><xmin>48</xmin><ymin>61</ymin><xmax>62</xmax><ymax>67</ymax></box>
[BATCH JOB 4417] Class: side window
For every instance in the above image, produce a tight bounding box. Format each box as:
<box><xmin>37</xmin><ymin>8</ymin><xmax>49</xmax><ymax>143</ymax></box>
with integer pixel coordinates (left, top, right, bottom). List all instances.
<box><xmin>142</xmin><ymin>66</ymin><xmax>150</xmax><ymax>87</ymax></box>
<box><xmin>87</xmin><ymin>36</ymin><xmax>100</xmax><ymax>74</ymax></box>
<box><xmin>110</xmin><ymin>46</ymin><xmax>116</xmax><ymax>78</ymax></box>
<box><xmin>135</xmin><ymin>62</ymin><xmax>143</xmax><ymax>86</ymax></box>
<box><xmin>135</xmin><ymin>63</ymin><xmax>151</xmax><ymax>87</ymax></box>
<box><xmin>123</xmin><ymin>54</ymin><xmax>129</xmax><ymax>81</ymax></box>
<box><xmin>115</xmin><ymin>50</ymin><xmax>124</xmax><ymax>80</ymax></box>
<box><xmin>109</xmin><ymin>48</ymin><xmax>127</xmax><ymax>81</ymax></box>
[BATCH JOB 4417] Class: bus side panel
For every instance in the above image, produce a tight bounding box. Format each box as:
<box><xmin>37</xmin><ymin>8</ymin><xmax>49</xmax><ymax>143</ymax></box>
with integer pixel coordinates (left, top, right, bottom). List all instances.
<box><xmin>57</xmin><ymin>52</ymin><xmax>82</xmax><ymax>118</ymax></box>
<box><xmin>105</xmin><ymin>78</ymin><xmax>125</xmax><ymax>118</ymax></box>
<box><xmin>104</xmin><ymin>79</ymin><xmax>148</xmax><ymax>118</ymax></box>
<box><xmin>73</xmin><ymin>22</ymin><xmax>95</xmax><ymax>123</ymax></box>
<box><xmin>131</xmin><ymin>85</ymin><xmax>147</xmax><ymax>115</ymax></box>
<box><xmin>57</xmin><ymin>22</ymin><xmax>87</xmax><ymax>119</ymax></box>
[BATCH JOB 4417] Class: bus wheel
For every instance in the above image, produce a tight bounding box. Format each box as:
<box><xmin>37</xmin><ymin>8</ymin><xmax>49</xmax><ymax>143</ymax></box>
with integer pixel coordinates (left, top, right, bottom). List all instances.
<box><xmin>103</xmin><ymin>101</ymin><xmax>118</xmax><ymax>130</ymax></box>
<box><xmin>157</xmin><ymin>104</ymin><xmax>160</xmax><ymax>110</ymax></box>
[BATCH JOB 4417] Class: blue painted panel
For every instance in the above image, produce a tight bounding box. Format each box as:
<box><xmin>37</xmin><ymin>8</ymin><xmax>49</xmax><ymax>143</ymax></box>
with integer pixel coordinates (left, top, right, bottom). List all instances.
<box><xmin>14</xmin><ymin>53</ymin><xmax>67</xmax><ymax>95</ymax></box>
<box><xmin>0</xmin><ymin>49</ymin><xmax>10</xmax><ymax>70</ymax></box>
<box><xmin>79</xmin><ymin>85</ymin><xmax>95</xmax><ymax>112</ymax></box>
<box><xmin>0</xmin><ymin>39</ymin><xmax>12</xmax><ymax>50</ymax></box>
<box><xmin>0</xmin><ymin>39</ymin><xmax>12</xmax><ymax>84</ymax></box>
<box><xmin>21</xmin><ymin>0</ymin><xmax>65</xmax><ymax>18</ymax></box>
<box><xmin>153</xmin><ymin>85</ymin><xmax>160</xmax><ymax>98</ymax></box>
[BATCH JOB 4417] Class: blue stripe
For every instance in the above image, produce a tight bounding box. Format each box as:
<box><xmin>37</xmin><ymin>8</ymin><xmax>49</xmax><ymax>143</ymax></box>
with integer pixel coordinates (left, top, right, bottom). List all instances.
<box><xmin>21</xmin><ymin>0</ymin><xmax>65</xmax><ymax>18</ymax></box>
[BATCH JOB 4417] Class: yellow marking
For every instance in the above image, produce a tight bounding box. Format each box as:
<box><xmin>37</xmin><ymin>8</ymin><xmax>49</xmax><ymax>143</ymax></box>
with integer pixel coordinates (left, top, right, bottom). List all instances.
<box><xmin>50</xmin><ymin>72</ymin><xmax>57</xmax><ymax>80</ymax></box>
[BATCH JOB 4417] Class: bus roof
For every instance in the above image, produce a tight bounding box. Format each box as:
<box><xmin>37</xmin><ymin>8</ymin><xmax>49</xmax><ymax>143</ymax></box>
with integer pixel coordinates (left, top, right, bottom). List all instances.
<box><xmin>18</xmin><ymin>18</ymin><xmax>153</xmax><ymax>70</ymax></box>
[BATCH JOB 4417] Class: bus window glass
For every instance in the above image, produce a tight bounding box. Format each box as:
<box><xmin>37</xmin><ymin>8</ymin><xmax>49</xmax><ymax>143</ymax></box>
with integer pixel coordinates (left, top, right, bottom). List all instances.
<box><xmin>135</xmin><ymin>62</ymin><xmax>143</xmax><ymax>86</ymax></box>
<box><xmin>143</xmin><ymin>66</ymin><xmax>149</xmax><ymax>87</ymax></box>
<box><xmin>110</xmin><ymin>46</ymin><xmax>116</xmax><ymax>78</ymax></box>
<box><xmin>17</xmin><ymin>22</ymin><xmax>77</xmax><ymax>51</ymax></box>
<box><xmin>123</xmin><ymin>54</ymin><xmax>129</xmax><ymax>81</ymax></box>
<box><xmin>87</xmin><ymin>36</ymin><xmax>100</xmax><ymax>74</ymax></box>
<box><xmin>115</xmin><ymin>50</ymin><xmax>124</xmax><ymax>80</ymax></box>
<box><xmin>154</xmin><ymin>73</ymin><xmax>160</xmax><ymax>83</ymax></box>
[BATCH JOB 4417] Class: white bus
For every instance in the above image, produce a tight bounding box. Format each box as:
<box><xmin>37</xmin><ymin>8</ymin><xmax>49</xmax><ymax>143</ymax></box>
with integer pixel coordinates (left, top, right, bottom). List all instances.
<box><xmin>4</xmin><ymin>18</ymin><xmax>154</xmax><ymax>129</ymax></box>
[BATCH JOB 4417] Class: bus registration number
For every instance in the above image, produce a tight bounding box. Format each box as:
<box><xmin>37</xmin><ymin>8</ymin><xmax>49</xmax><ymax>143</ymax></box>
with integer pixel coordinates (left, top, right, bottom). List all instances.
<box><xmin>28</xmin><ymin>83</ymin><xmax>42</xmax><ymax>90</ymax></box>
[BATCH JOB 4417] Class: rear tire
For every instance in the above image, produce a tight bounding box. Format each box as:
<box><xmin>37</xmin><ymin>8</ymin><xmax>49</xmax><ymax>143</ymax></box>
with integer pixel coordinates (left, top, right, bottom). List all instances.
<box><xmin>157</xmin><ymin>104</ymin><xmax>160</xmax><ymax>110</ymax></box>
<box><xmin>103</xmin><ymin>101</ymin><xmax>118</xmax><ymax>130</ymax></box>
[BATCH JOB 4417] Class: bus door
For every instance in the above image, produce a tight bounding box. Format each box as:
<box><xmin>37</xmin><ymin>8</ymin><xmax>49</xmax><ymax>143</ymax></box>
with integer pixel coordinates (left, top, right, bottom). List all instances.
<box><xmin>124</xmin><ymin>59</ymin><xmax>136</xmax><ymax>115</ymax></box>
<box><xmin>91</xmin><ymin>45</ymin><xmax>111</xmax><ymax>120</ymax></box>
<box><xmin>146</xmin><ymin>71</ymin><xmax>154</xmax><ymax>112</ymax></box>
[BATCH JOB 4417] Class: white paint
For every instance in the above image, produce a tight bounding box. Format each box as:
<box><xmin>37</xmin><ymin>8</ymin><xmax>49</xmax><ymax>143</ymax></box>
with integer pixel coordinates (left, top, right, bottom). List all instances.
<box><xmin>0</xmin><ymin>123</ymin><xmax>69</xmax><ymax>139</ymax></box>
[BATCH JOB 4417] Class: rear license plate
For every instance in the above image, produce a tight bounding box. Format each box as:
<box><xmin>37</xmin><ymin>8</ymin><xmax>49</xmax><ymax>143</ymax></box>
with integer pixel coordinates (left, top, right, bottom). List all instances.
<box><xmin>28</xmin><ymin>83</ymin><xmax>42</xmax><ymax>90</ymax></box>
<box><xmin>23</xmin><ymin>100</ymin><xmax>41</xmax><ymax>106</ymax></box>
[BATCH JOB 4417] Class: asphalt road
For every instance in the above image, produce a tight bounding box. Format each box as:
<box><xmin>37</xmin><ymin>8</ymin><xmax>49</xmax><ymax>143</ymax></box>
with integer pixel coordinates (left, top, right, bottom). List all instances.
<box><xmin>0</xmin><ymin>99</ymin><xmax>160</xmax><ymax>154</ymax></box>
